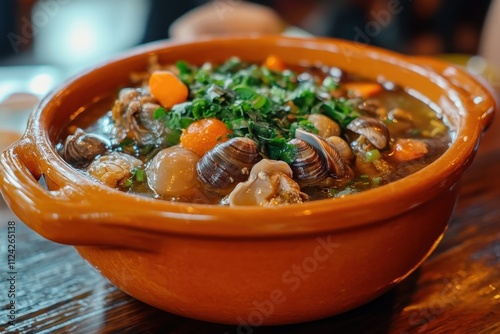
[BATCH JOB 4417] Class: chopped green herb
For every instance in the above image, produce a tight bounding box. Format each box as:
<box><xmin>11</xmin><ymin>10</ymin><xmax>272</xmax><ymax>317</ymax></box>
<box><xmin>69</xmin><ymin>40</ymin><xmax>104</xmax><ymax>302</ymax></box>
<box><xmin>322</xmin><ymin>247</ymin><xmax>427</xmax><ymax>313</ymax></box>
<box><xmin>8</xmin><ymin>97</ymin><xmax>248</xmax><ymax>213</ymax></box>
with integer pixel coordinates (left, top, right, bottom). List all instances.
<box><xmin>165</xmin><ymin>129</ymin><xmax>182</xmax><ymax>146</ymax></box>
<box><xmin>322</xmin><ymin>76</ymin><xmax>339</xmax><ymax>91</ymax></box>
<box><xmin>179</xmin><ymin>117</ymin><xmax>195</xmax><ymax>129</ymax></box>
<box><xmin>158</xmin><ymin>57</ymin><xmax>358</xmax><ymax>161</ymax></box>
<box><xmin>153</xmin><ymin>107</ymin><xmax>167</xmax><ymax>120</ymax></box>
<box><xmin>176</xmin><ymin>60</ymin><xmax>192</xmax><ymax>75</ymax></box>
<box><xmin>265</xmin><ymin>137</ymin><xmax>297</xmax><ymax>163</ymax></box>
<box><xmin>123</xmin><ymin>167</ymin><xmax>147</xmax><ymax>188</ymax></box>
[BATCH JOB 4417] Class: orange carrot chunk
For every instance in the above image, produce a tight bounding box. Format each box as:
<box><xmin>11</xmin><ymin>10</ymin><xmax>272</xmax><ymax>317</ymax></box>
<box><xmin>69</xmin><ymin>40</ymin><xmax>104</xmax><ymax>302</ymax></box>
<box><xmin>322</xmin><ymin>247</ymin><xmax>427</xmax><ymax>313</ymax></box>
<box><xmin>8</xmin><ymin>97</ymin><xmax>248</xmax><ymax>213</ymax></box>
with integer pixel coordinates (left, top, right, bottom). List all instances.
<box><xmin>392</xmin><ymin>138</ymin><xmax>428</xmax><ymax>162</ymax></box>
<box><xmin>342</xmin><ymin>82</ymin><xmax>383</xmax><ymax>98</ymax></box>
<box><xmin>263</xmin><ymin>55</ymin><xmax>286</xmax><ymax>72</ymax></box>
<box><xmin>180</xmin><ymin>118</ymin><xmax>233</xmax><ymax>157</ymax></box>
<box><xmin>148</xmin><ymin>70</ymin><xmax>188</xmax><ymax>109</ymax></box>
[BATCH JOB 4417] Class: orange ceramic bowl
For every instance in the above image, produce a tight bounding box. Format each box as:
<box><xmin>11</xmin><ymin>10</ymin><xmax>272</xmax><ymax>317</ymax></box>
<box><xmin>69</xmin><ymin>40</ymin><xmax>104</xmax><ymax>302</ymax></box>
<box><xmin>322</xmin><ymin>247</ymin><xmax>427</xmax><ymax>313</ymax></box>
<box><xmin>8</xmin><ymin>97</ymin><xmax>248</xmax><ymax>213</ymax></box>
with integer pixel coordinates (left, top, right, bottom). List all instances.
<box><xmin>0</xmin><ymin>36</ymin><xmax>496</xmax><ymax>325</ymax></box>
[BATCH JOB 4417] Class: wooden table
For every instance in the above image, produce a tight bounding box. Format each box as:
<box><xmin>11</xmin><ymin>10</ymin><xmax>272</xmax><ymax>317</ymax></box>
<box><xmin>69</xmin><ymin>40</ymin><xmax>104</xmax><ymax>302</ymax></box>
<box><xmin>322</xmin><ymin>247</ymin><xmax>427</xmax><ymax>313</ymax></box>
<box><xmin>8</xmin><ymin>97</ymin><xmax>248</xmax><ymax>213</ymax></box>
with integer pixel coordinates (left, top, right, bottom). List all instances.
<box><xmin>1</xmin><ymin>99</ymin><xmax>500</xmax><ymax>334</ymax></box>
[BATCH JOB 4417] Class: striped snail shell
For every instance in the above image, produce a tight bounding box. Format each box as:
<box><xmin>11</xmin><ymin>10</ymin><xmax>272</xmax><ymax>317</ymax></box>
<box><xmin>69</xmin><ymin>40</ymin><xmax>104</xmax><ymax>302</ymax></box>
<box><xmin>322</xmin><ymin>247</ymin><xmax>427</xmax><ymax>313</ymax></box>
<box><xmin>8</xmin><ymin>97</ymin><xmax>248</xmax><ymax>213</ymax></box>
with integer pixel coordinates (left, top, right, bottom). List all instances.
<box><xmin>196</xmin><ymin>137</ymin><xmax>262</xmax><ymax>194</ymax></box>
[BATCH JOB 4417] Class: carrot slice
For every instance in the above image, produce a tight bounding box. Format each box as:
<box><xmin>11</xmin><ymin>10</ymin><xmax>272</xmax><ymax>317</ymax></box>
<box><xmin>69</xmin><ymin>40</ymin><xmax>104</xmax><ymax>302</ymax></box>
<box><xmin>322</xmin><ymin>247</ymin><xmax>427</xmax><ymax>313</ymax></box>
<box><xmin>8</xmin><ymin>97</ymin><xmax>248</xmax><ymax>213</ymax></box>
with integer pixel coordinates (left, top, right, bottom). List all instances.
<box><xmin>148</xmin><ymin>70</ymin><xmax>188</xmax><ymax>108</ymax></box>
<box><xmin>263</xmin><ymin>55</ymin><xmax>285</xmax><ymax>72</ymax></box>
<box><xmin>342</xmin><ymin>82</ymin><xmax>383</xmax><ymax>98</ymax></box>
<box><xmin>392</xmin><ymin>138</ymin><xmax>428</xmax><ymax>162</ymax></box>
<box><xmin>180</xmin><ymin>118</ymin><xmax>233</xmax><ymax>156</ymax></box>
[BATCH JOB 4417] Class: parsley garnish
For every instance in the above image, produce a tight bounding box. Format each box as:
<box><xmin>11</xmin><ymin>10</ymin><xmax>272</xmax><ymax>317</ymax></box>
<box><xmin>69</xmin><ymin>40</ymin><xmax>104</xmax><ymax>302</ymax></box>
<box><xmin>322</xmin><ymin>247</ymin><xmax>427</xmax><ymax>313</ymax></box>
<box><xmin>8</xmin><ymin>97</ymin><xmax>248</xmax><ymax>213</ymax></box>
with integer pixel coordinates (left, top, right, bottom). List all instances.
<box><xmin>161</xmin><ymin>57</ymin><xmax>359</xmax><ymax>162</ymax></box>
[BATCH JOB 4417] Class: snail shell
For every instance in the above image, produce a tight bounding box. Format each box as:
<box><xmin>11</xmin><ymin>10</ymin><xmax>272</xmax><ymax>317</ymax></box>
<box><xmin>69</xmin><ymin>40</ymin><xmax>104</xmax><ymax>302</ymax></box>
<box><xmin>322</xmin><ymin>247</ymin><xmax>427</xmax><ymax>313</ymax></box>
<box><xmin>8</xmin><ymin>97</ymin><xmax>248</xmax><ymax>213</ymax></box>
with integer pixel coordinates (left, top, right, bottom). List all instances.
<box><xmin>288</xmin><ymin>138</ymin><xmax>329</xmax><ymax>187</ymax></box>
<box><xmin>295</xmin><ymin>129</ymin><xmax>353</xmax><ymax>180</ymax></box>
<box><xmin>196</xmin><ymin>137</ymin><xmax>262</xmax><ymax>193</ymax></box>
<box><xmin>388</xmin><ymin>108</ymin><xmax>414</xmax><ymax>123</ymax></box>
<box><xmin>325</xmin><ymin>136</ymin><xmax>354</xmax><ymax>163</ymax></box>
<box><xmin>307</xmin><ymin>113</ymin><xmax>341</xmax><ymax>138</ymax></box>
<box><xmin>61</xmin><ymin>128</ymin><xmax>109</xmax><ymax>168</ymax></box>
<box><xmin>346</xmin><ymin>116</ymin><xmax>390</xmax><ymax>149</ymax></box>
<box><xmin>352</xmin><ymin>98</ymin><xmax>387</xmax><ymax>119</ymax></box>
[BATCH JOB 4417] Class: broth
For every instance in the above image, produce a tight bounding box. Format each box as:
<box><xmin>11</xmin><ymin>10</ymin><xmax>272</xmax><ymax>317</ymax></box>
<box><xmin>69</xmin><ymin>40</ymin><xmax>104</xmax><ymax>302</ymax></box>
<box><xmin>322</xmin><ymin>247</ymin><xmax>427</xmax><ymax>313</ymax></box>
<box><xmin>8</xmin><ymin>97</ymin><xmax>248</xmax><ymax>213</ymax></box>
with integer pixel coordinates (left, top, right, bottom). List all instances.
<box><xmin>58</xmin><ymin>57</ymin><xmax>451</xmax><ymax>206</ymax></box>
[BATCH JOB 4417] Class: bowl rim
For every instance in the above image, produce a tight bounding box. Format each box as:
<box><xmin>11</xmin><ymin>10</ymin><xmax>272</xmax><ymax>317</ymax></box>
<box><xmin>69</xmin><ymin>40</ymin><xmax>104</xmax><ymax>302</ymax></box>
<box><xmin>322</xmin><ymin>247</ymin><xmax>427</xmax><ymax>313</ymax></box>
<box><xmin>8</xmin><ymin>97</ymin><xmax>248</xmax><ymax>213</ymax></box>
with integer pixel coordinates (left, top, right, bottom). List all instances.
<box><xmin>2</xmin><ymin>35</ymin><xmax>496</xmax><ymax>238</ymax></box>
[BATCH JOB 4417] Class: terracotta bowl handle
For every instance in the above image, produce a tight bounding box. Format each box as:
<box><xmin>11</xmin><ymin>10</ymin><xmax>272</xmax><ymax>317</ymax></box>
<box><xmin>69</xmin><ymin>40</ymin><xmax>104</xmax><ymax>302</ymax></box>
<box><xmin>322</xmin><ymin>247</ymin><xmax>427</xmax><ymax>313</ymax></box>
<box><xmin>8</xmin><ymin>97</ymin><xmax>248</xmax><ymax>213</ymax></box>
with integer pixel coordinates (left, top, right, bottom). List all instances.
<box><xmin>0</xmin><ymin>136</ymin><xmax>157</xmax><ymax>250</ymax></box>
<box><xmin>410</xmin><ymin>56</ymin><xmax>497</xmax><ymax>132</ymax></box>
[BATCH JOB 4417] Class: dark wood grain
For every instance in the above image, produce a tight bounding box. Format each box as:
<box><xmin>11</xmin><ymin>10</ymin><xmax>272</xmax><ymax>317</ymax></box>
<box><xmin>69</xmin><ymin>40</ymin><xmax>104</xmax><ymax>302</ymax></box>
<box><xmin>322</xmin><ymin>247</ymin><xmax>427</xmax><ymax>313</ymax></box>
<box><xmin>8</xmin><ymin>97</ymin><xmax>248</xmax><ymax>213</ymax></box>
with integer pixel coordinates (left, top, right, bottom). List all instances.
<box><xmin>1</xmin><ymin>97</ymin><xmax>500</xmax><ymax>334</ymax></box>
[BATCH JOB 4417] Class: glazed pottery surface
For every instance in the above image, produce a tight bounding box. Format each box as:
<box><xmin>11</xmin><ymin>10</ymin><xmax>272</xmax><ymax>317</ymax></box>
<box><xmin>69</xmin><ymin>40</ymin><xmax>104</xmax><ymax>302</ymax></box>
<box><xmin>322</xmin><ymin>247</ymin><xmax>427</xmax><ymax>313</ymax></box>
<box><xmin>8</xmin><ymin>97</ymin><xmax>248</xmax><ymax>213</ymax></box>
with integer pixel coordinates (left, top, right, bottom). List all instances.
<box><xmin>0</xmin><ymin>36</ymin><xmax>496</xmax><ymax>325</ymax></box>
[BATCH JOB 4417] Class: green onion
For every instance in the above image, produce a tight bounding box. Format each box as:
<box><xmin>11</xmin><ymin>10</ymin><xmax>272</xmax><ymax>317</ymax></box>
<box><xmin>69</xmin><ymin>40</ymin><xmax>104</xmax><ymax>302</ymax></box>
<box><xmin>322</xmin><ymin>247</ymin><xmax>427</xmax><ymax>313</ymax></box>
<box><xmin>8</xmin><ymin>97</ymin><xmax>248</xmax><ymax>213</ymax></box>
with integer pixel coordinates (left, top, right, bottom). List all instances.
<box><xmin>122</xmin><ymin>178</ymin><xmax>133</xmax><ymax>188</ymax></box>
<box><xmin>365</xmin><ymin>149</ymin><xmax>381</xmax><ymax>162</ymax></box>
<box><xmin>135</xmin><ymin>169</ymin><xmax>146</xmax><ymax>182</ymax></box>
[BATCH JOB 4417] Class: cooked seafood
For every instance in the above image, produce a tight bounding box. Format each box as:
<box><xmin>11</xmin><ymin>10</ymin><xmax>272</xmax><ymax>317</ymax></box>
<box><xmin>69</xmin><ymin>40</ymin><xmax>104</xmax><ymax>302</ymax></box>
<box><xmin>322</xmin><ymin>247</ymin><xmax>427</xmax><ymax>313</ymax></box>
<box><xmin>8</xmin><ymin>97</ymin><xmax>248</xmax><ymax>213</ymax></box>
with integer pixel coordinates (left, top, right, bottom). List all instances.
<box><xmin>87</xmin><ymin>152</ymin><xmax>142</xmax><ymax>188</ymax></box>
<box><xmin>59</xmin><ymin>128</ymin><xmax>109</xmax><ymax>168</ymax></box>
<box><xmin>58</xmin><ymin>56</ymin><xmax>451</xmax><ymax>204</ymax></box>
<box><xmin>112</xmin><ymin>88</ymin><xmax>166</xmax><ymax>145</ymax></box>
<box><xmin>325</xmin><ymin>136</ymin><xmax>354</xmax><ymax>163</ymax></box>
<box><xmin>346</xmin><ymin>117</ymin><xmax>390</xmax><ymax>149</ymax></box>
<box><xmin>295</xmin><ymin>129</ymin><xmax>354</xmax><ymax>181</ymax></box>
<box><xmin>228</xmin><ymin>159</ymin><xmax>306</xmax><ymax>206</ymax></box>
<box><xmin>307</xmin><ymin>113</ymin><xmax>341</xmax><ymax>138</ymax></box>
<box><xmin>196</xmin><ymin>137</ymin><xmax>262</xmax><ymax>194</ymax></box>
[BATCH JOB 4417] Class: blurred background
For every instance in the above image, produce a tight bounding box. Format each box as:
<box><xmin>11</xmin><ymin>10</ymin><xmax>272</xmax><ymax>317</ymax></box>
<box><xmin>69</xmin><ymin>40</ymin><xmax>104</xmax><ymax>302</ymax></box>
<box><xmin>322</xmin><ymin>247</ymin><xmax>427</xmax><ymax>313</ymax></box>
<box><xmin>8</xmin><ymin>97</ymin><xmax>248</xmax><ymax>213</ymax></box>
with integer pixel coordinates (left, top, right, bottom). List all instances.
<box><xmin>0</xmin><ymin>0</ymin><xmax>498</xmax><ymax>149</ymax></box>
<box><xmin>1</xmin><ymin>0</ymin><xmax>495</xmax><ymax>64</ymax></box>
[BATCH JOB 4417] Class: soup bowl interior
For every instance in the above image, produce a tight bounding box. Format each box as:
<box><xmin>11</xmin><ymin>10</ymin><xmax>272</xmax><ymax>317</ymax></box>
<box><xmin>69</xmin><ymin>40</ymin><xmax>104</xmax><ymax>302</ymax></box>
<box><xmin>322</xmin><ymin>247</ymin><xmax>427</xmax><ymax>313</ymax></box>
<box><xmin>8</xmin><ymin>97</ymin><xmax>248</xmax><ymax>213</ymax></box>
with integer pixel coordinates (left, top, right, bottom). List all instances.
<box><xmin>0</xmin><ymin>36</ymin><xmax>495</xmax><ymax>325</ymax></box>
